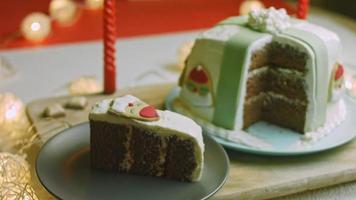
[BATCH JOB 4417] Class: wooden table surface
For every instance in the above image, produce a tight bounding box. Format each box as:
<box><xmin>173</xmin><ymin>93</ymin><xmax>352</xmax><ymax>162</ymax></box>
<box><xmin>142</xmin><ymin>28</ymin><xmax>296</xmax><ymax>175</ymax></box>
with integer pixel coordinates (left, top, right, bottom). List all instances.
<box><xmin>27</xmin><ymin>83</ymin><xmax>356</xmax><ymax>200</ymax></box>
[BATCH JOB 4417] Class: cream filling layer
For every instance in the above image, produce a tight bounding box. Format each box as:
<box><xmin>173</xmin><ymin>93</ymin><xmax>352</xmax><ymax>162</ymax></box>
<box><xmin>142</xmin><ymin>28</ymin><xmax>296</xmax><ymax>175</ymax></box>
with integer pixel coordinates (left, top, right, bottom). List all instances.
<box><xmin>156</xmin><ymin>139</ymin><xmax>168</xmax><ymax>176</ymax></box>
<box><xmin>245</xmin><ymin>91</ymin><xmax>307</xmax><ymax>106</ymax></box>
<box><xmin>119</xmin><ymin>126</ymin><xmax>133</xmax><ymax>172</ymax></box>
<box><xmin>248</xmin><ymin>66</ymin><xmax>305</xmax><ymax>79</ymax></box>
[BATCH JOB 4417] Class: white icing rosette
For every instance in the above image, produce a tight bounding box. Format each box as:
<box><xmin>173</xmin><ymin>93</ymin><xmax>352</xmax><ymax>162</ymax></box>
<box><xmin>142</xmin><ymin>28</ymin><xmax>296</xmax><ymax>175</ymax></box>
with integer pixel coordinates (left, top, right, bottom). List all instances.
<box><xmin>248</xmin><ymin>7</ymin><xmax>291</xmax><ymax>34</ymax></box>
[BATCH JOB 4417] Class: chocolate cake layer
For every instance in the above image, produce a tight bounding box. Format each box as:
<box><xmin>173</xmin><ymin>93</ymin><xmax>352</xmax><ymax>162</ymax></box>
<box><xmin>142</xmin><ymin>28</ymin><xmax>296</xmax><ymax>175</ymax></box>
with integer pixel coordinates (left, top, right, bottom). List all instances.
<box><xmin>90</xmin><ymin>121</ymin><xmax>198</xmax><ymax>182</ymax></box>
<box><xmin>266</xmin><ymin>68</ymin><xmax>306</xmax><ymax>100</ymax></box>
<box><xmin>250</xmin><ymin>48</ymin><xmax>269</xmax><ymax>70</ymax></box>
<box><xmin>243</xmin><ymin>41</ymin><xmax>309</xmax><ymax>132</ymax></box>
<box><xmin>246</xmin><ymin>68</ymin><xmax>307</xmax><ymax>101</ymax></box>
<box><xmin>164</xmin><ymin>136</ymin><xmax>197</xmax><ymax>181</ymax></box>
<box><xmin>268</xmin><ymin>42</ymin><xmax>308</xmax><ymax>73</ymax></box>
<box><xmin>246</xmin><ymin>69</ymin><xmax>268</xmax><ymax>99</ymax></box>
<box><xmin>243</xmin><ymin>95</ymin><xmax>264</xmax><ymax>129</ymax></box>
<box><xmin>249</xmin><ymin>42</ymin><xmax>308</xmax><ymax>72</ymax></box>
<box><xmin>129</xmin><ymin>127</ymin><xmax>165</xmax><ymax>176</ymax></box>
<box><xmin>90</xmin><ymin>121</ymin><xmax>128</xmax><ymax>171</ymax></box>
<box><xmin>262</xmin><ymin>96</ymin><xmax>307</xmax><ymax>132</ymax></box>
<box><xmin>243</xmin><ymin>93</ymin><xmax>307</xmax><ymax>132</ymax></box>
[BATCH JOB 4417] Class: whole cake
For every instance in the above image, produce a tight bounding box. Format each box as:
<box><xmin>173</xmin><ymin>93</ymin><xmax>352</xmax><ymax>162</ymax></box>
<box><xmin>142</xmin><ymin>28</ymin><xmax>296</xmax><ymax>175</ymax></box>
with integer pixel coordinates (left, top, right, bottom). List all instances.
<box><xmin>89</xmin><ymin>95</ymin><xmax>204</xmax><ymax>182</ymax></box>
<box><xmin>175</xmin><ymin>8</ymin><xmax>345</xmax><ymax>134</ymax></box>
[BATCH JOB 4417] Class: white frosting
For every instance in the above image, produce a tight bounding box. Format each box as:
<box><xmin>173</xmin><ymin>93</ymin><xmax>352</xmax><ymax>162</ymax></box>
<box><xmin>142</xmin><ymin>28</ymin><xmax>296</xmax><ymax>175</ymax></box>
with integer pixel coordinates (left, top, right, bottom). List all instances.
<box><xmin>248</xmin><ymin>7</ymin><xmax>291</xmax><ymax>34</ymax></box>
<box><xmin>91</xmin><ymin>98</ymin><xmax>112</xmax><ymax>114</ymax></box>
<box><xmin>293</xmin><ymin>21</ymin><xmax>342</xmax><ymax>74</ymax></box>
<box><xmin>248</xmin><ymin>66</ymin><xmax>305</xmax><ymax>79</ymax></box>
<box><xmin>248</xmin><ymin>66</ymin><xmax>268</xmax><ymax>78</ymax></box>
<box><xmin>245</xmin><ymin>92</ymin><xmax>307</xmax><ymax>106</ymax></box>
<box><xmin>291</xmin><ymin>99</ymin><xmax>347</xmax><ymax>149</ymax></box>
<box><xmin>90</xmin><ymin>96</ymin><xmax>205</xmax><ymax>181</ymax></box>
<box><xmin>200</xmin><ymin>25</ymin><xmax>240</xmax><ymax>41</ymax></box>
<box><xmin>109</xmin><ymin>95</ymin><xmax>140</xmax><ymax>115</ymax></box>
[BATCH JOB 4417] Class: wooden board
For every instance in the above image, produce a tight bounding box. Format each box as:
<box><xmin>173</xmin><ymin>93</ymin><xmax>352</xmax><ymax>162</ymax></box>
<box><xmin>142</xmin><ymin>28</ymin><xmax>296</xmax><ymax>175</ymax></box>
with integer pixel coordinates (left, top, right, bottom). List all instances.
<box><xmin>27</xmin><ymin>83</ymin><xmax>356</xmax><ymax>200</ymax></box>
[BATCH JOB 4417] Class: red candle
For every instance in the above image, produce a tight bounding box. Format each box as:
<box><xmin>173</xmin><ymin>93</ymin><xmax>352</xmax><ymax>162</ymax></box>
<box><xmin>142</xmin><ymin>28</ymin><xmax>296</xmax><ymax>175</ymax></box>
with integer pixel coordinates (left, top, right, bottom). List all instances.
<box><xmin>297</xmin><ymin>0</ymin><xmax>309</xmax><ymax>20</ymax></box>
<box><xmin>103</xmin><ymin>0</ymin><xmax>117</xmax><ymax>94</ymax></box>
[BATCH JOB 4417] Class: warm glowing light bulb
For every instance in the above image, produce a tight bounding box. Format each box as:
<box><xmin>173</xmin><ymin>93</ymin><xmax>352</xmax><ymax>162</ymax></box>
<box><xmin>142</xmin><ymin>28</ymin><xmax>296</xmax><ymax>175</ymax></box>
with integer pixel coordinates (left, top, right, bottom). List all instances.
<box><xmin>30</xmin><ymin>22</ymin><xmax>41</xmax><ymax>32</ymax></box>
<box><xmin>5</xmin><ymin>105</ymin><xmax>18</xmax><ymax>120</ymax></box>
<box><xmin>20</xmin><ymin>12</ymin><xmax>51</xmax><ymax>42</ymax></box>
<box><xmin>49</xmin><ymin>0</ymin><xmax>78</xmax><ymax>25</ymax></box>
<box><xmin>0</xmin><ymin>93</ymin><xmax>23</xmax><ymax>123</ymax></box>
<box><xmin>239</xmin><ymin>0</ymin><xmax>265</xmax><ymax>15</ymax></box>
<box><xmin>85</xmin><ymin>0</ymin><xmax>104</xmax><ymax>9</ymax></box>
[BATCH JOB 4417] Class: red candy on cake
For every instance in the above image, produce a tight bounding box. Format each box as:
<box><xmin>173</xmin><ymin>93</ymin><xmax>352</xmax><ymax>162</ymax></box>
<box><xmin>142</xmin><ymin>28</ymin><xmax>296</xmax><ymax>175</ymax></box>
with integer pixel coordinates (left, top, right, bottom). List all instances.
<box><xmin>139</xmin><ymin>106</ymin><xmax>159</xmax><ymax>118</ymax></box>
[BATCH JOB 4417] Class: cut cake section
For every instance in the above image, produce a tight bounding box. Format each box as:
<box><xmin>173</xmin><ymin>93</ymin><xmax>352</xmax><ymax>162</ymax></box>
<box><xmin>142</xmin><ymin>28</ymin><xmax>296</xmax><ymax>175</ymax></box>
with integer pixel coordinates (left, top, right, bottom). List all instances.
<box><xmin>243</xmin><ymin>42</ymin><xmax>308</xmax><ymax>132</ymax></box>
<box><xmin>89</xmin><ymin>95</ymin><xmax>204</xmax><ymax>182</ymax></box>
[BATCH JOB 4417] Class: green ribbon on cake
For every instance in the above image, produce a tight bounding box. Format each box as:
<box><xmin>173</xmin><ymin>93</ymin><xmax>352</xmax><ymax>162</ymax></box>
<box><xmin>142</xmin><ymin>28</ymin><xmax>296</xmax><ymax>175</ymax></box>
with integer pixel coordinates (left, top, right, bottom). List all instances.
<box><xmin>213</xmin><ymin>18</ymin><xmax>269</xmax><ymax>129</ymax></box>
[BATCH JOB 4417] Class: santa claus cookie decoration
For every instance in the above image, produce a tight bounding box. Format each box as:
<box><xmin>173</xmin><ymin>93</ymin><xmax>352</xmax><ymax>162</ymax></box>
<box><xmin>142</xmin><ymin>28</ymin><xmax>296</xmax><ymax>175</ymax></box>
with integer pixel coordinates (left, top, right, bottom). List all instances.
<box><xmin>110</xmin><ymin>95</ymin><xmax>159</xmax><ymax>121</ymax></box>
<box><xmin>181</xmin><ymin>65</ymin><xmax>213</xmax><ymax>107</ymax></box>
<box><xmin>330</xmin><ymin>62</ymin><xmax>345</xmax><ymax>102</ymax></box>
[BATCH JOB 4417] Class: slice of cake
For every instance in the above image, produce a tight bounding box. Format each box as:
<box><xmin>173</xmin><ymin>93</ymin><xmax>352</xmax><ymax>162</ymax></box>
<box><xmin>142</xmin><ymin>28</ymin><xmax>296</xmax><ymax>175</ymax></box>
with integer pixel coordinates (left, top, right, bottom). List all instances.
<box><xmin>89</xmin><ymin>95</ymin><xmax>204</xmax><ymax>182</ymax></box>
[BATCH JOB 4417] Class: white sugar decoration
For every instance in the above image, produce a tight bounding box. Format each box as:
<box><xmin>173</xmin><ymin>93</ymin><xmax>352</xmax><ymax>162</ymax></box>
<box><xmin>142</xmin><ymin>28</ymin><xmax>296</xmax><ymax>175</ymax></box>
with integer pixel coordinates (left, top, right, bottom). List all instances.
<box><xmin>109</xmin><ymin>95</ymin><xmax>140</xmax><ymax>115</ymax></box>
<box><xmin>43</xmin><ymin>104</ymin><xmax>65</xmax><ymax>118</ymax></box>
<box><xmin>65</xmin><ymin>96</ymin><xmax>88</xmax><ymax>110</ymax></box>
<box><xmin>248</xmin><ymin>7</ymin><xmax>291</xmax><ymax>34</ymax></box>
<box><xmin>201</xmin><ymin>25</ymin><xmax>240</xmax><ymax>41</ymax></box>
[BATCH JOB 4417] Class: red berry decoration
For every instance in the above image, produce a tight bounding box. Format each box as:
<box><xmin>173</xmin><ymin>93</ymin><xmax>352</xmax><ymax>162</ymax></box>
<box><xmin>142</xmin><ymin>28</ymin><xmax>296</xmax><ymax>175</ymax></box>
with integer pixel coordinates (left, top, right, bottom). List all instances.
<box><xmin>334</xmin><ymin>64</ymin><xmax>344</xmax><ymax>81</ymax></box>
<box><xmin>189</xmin><ymin>65</ymin><xmax>209</xmax><ymax>84</ymax></box>
<box><xmin>139</xmin><ymin>106</ymin><xmax>158</xmax><ymax>118</ymax></box>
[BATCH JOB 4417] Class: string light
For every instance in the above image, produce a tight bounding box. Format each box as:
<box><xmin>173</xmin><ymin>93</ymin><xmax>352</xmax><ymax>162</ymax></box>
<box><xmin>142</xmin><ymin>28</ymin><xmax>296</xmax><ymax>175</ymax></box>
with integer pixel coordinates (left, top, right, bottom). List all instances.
<box><xmin>0</xmin><ymin>182</ymin><xmax>39</xmax><ymax>200</ymax></box>
<box><xmin>5</xmin><ymin>0</ymin><xmax>104</xmax><ymax>44</ymax></box>
<box><xmin>239</xmin><ymin>0</ymin><xmax>265</xmax><ymax>15</ymax></box>
<box><xmin>49</xmin><ymin>0</ymin><xmax>78</xmax><ymax>25</ymax></box>
<box><xmin>20</xmin><ymin>12</ymin><xmax>51</xmax><ymax>42</ymax></box>
<box><xmin>0</xmin><ymin>93</ymin><xmax>31</xmax><ymax>147</ymax></box>
<box><xmin>85</xmin><ymin>0</ymin><xmax>104</xmax><ymax>9</ymax></box>
<box><xmin>0</xmin><ymin>93</ymin><xmax>25</xmax><ymax>127</ymax></box>
<box><xmin>0</xmin><ymin>153</ymin><xmax>31</xmax><ymax>185</ymax></box>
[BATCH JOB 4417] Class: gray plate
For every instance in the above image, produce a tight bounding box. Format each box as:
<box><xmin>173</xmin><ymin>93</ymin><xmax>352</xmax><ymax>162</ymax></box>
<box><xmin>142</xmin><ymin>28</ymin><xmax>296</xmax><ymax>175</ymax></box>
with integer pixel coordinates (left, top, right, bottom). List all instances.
<box><xmin>36</xmin><ymin>123</ymin><xmax>229</xmax><ymax>200</ymax></box>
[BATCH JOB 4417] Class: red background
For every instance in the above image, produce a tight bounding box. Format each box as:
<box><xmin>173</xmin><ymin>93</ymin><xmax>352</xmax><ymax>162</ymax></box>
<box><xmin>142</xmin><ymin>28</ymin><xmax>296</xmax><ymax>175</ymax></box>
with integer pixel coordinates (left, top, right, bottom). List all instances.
<box><xmin>0</xmin><ymin>0</ymin><xmax>293</xmax><ymax>50</ymax></box>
